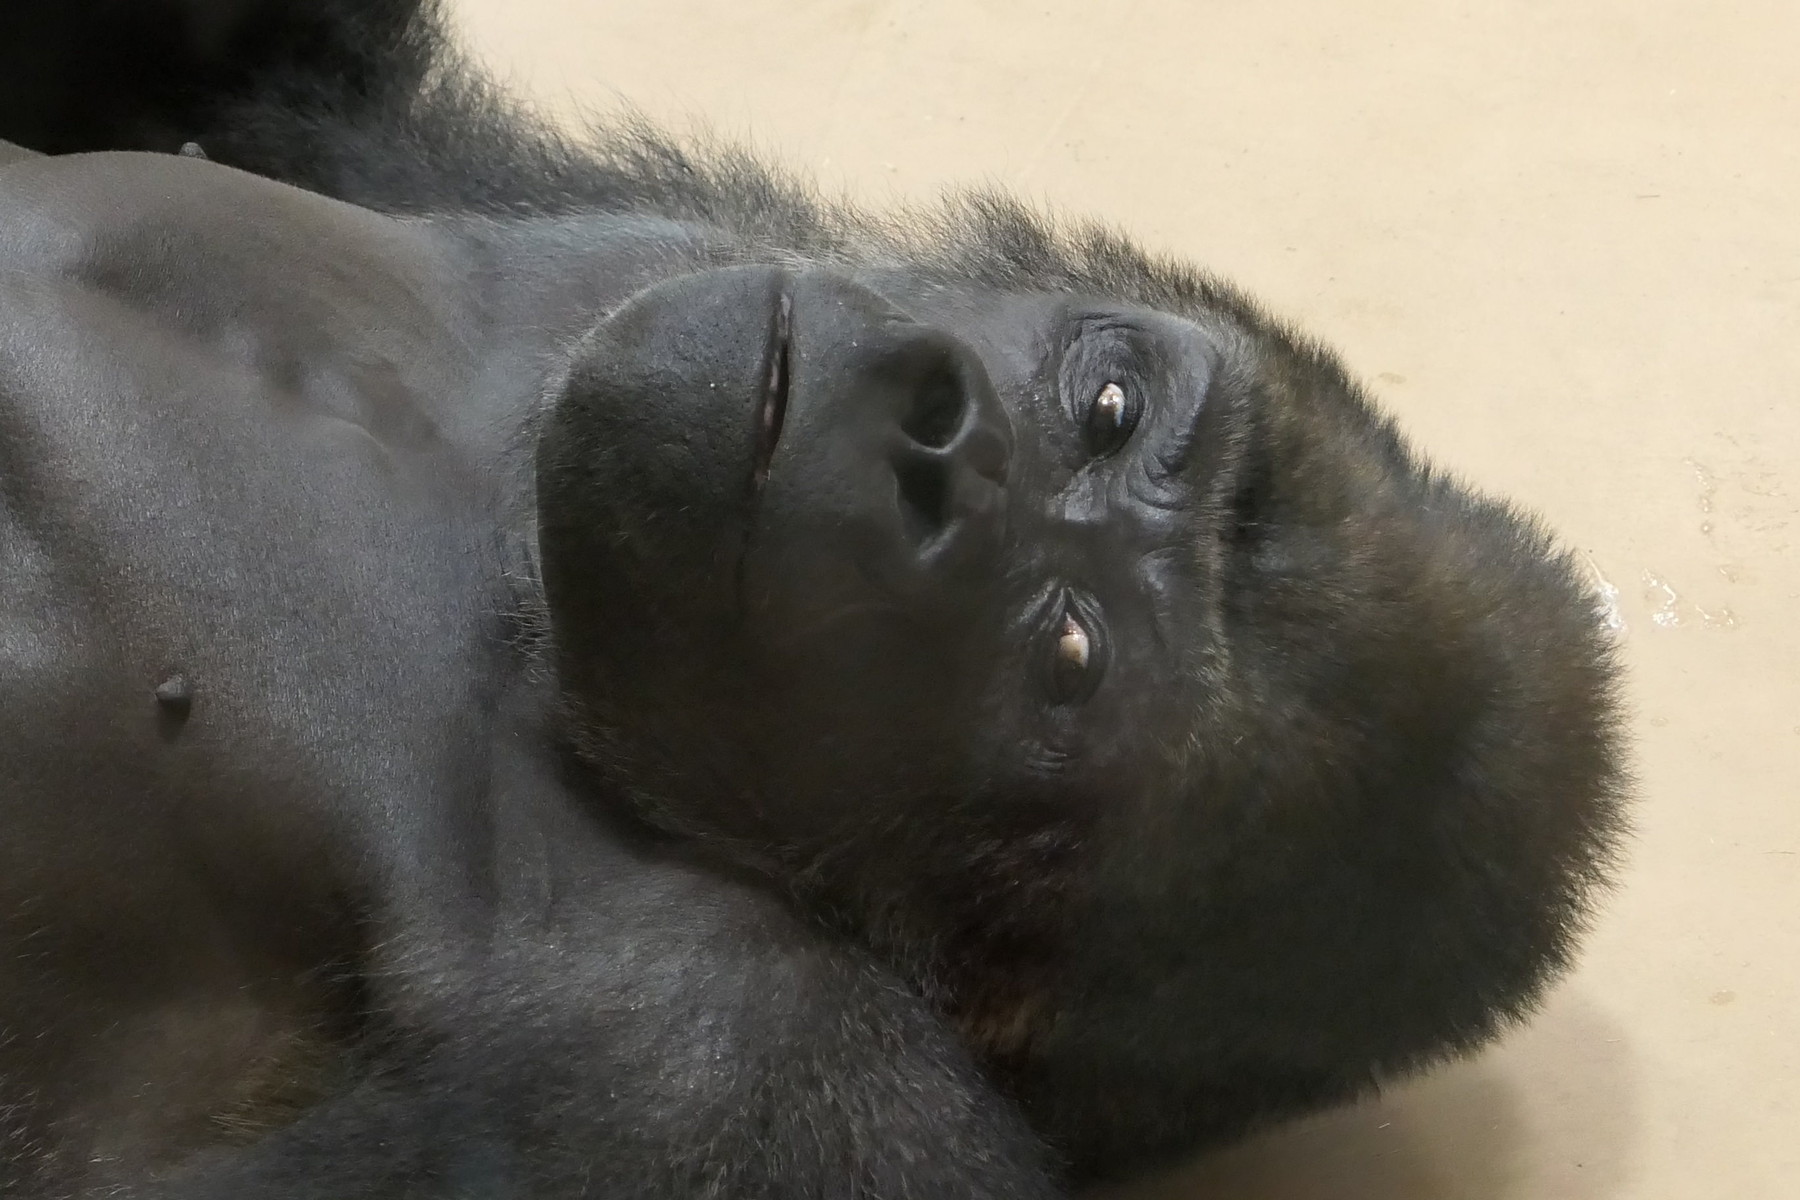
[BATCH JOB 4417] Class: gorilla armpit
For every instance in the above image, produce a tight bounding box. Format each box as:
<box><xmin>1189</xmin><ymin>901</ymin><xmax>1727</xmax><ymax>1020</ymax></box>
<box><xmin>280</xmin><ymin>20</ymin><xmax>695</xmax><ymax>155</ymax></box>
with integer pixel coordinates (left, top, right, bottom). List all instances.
<box><xmin>0</xmin><ymin>2</ymin><xmax>1626</xmax><ymax>1196</ymax></box>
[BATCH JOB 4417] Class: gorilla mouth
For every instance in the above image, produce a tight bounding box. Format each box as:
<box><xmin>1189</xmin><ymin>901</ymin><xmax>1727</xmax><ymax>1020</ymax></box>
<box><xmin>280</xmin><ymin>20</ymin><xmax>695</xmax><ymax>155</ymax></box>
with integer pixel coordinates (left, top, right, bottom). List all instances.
<box><xmin>752</xmin><ymin>292</ymin><xmax>793</xmax><ymax>489</ymax></box>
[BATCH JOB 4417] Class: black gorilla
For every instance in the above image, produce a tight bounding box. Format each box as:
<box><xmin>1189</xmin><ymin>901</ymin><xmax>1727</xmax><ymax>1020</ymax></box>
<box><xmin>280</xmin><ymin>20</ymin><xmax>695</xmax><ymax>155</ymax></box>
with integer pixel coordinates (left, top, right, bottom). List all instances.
<box><xmin>0</xmin><ymin>2</ymin><xmax>1626</xmax><ymax>1196</ymax></box>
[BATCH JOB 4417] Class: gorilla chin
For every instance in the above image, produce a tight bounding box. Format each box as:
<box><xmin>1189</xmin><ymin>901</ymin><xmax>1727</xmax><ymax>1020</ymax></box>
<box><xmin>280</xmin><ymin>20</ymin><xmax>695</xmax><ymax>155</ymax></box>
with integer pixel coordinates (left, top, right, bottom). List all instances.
<box><xmin>0</xmin><ymin>1</ymin><xmax>1627</xmax><ymax>1194</ymax></box>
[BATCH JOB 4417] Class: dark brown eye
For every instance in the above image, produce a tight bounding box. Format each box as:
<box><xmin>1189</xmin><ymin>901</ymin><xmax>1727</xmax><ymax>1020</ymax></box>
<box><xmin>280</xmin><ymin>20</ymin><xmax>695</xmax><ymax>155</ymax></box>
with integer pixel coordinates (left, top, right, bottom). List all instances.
<box><xmin>1049</xmin><ymin>611</ymin><xmax>1096</xmax><ymax>705</ymax></box>
<box><xmin>1083</xmin><ymin>381</ymin><xmax>1140</xmax><ymax>456</ymax></box>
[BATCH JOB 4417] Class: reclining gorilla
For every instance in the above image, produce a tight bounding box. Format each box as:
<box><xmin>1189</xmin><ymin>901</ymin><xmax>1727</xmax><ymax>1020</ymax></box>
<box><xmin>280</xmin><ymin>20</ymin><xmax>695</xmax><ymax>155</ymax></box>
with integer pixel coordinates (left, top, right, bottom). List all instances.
<box><xmin>0</xmin><ymin>2</ymin><xmax>1626</xmax><ymax>1196</ymax></box>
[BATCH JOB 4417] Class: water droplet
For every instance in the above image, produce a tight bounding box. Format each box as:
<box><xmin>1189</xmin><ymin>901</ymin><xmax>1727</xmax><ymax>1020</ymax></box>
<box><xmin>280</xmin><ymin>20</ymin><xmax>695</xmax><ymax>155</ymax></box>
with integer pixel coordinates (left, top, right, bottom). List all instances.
<box><xmin>1642</xmin><ymin>570</ymin><xmax>1684</xmax><ymax>628</ymax></box>
<box><xmin>1699</xmin><ymin>606</ymin><xmax>1740</xmax><ymax>631</ymax></box>
<box><xmin>1683</xmin><ymin>457</ymin><xmax>1718</xmax><ymax>514</ymax></box>
<box><xmin>1580</xmin><ymin>552</ymin><xmax>1627</xmax><ymax>634</ymax></box>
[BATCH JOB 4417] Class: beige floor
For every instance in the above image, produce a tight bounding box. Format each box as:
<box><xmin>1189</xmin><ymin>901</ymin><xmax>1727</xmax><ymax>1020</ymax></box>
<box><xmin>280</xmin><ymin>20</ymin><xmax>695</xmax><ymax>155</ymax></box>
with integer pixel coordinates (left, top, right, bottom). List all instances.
<box><xmin>451</xmin><ymin>3</ymin><xmax>1798</xmax><ymax>1196</ymax></box>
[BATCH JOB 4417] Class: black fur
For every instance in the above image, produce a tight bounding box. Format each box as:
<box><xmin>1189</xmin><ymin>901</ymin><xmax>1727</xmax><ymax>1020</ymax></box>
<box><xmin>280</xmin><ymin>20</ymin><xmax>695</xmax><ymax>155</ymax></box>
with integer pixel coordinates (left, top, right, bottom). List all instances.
<box><xmin>0</xmin><ymin>3</ymin><xmax>1627</xmax><ymax>1197</ymax></box>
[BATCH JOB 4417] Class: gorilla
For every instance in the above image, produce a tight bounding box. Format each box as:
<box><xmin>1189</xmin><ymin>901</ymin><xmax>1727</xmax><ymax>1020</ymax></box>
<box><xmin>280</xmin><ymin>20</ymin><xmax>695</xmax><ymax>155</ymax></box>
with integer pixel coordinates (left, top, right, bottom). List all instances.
<box><xmin>0</xmin><ymin>1</ymin><xmax>1626</xmax><ymax>1196</ymax></box>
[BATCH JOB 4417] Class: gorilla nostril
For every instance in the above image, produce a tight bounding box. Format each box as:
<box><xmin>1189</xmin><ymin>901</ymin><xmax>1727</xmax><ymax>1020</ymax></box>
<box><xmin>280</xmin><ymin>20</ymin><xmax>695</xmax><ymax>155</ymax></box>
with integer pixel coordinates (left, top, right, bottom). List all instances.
<box><xmin>880</xmin><ymin>333</ymin><xmax>1011</xmax><ymax>555</ymax></box>
<box><xmin>899</xmin><ymin>369</ymin><xmax>966</xmax><ymax>450</ymax></box>
<box><xmin>895</xmin><ymin>457</ymin><xmax>952</xmax><ymax>543</ymax></box>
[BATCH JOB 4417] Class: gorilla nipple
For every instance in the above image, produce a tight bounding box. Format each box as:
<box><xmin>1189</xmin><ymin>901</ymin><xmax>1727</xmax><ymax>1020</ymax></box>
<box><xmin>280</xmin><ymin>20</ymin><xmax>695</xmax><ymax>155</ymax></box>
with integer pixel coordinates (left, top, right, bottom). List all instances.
<box><xmin>154</xmin><ymin>673</ymin><xmax>194</xmax><ymax>717</ymax></box>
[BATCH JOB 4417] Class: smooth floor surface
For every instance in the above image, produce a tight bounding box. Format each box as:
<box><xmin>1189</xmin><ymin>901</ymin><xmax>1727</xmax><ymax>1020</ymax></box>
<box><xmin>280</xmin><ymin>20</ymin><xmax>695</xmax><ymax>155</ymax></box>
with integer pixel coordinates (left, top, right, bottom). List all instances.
<box><xmin>451</xmin><ymin>3</ymin><xmax>1798</xmax><ymax>1196</ymax></box>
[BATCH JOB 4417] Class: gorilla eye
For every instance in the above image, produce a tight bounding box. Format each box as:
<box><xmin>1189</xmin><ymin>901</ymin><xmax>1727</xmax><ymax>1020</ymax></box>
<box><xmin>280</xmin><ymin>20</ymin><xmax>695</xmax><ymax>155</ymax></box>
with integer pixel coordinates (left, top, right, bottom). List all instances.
<box><xmin>1050</xmin><ymin>612</ymin><xmax>1096</xmax><ymax>705</ymax></box>
<box><xmin>1083</xmin><ymin>382</ymin><xmax>1140</xmax><ymax>456</ymax></box>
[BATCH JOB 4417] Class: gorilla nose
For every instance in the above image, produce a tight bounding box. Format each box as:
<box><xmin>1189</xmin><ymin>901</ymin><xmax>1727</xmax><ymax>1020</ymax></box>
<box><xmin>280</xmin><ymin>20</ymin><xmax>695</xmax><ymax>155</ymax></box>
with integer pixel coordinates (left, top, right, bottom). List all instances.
<box><xmin>781</xmin><ymin>272</ymin><xmax>1014</xmax><ymax>590</ymax></box>
<box><xmin>882</xmin><ymin>329</ymin><xmax>1012</xmax><ymax>568</ymax></box>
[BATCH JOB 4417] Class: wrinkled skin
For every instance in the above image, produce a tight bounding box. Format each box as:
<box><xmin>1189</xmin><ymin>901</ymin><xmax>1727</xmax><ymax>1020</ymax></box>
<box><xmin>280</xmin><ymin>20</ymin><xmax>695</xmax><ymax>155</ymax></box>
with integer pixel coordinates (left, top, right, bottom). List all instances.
<box><xmin>0</xmin><ymin>3</ymin><xmax>1626</xmax><ymax>1197</ymax></box>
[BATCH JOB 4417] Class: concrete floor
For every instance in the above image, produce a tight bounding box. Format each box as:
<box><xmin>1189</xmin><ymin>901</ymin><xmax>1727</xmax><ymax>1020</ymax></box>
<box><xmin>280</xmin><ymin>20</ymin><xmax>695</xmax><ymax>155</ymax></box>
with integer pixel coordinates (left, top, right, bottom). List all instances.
<box><xmin>451</xmin><ymin>3</ymin><xmax>1798</xmax><ymax>1196</ymax></box>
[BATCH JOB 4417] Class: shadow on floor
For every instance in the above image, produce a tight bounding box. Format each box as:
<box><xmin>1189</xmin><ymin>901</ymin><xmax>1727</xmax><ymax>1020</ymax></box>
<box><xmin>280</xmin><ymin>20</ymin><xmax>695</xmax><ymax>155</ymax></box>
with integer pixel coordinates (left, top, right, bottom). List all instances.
<box><xmin>1095</xmin><ymin>990</ymin><xmax>1638</xmax><ymax>1200</ymax></box>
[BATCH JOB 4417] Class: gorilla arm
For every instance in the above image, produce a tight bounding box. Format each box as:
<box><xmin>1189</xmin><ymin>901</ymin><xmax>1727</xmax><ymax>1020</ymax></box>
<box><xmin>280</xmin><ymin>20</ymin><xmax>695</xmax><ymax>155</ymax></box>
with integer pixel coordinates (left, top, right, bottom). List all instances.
<box><xmin>147</xmin><ymin>781</ymin><xmax>1063</xmax><ymax>1200</ymax></box>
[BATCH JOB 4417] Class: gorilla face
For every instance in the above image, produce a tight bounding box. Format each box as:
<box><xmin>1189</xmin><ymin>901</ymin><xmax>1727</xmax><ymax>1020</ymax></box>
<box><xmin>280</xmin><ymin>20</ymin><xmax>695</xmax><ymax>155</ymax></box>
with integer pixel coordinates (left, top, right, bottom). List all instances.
<box><xmin>538</xmin><ymin>264</ymin><xmax>1233</xmax><ymax>856</ymax></box>
<box><xmin>535</xmin><ymin>256</ymin><xmax>1620</xmax><ymax>1172</ymax></box>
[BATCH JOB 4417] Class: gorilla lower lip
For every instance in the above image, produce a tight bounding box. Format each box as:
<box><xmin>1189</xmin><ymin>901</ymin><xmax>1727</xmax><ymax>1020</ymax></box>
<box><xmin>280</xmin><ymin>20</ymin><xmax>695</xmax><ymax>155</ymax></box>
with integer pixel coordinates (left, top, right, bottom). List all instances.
<box><xmin>753</xmin><ymin>293</ymin><xmax>793</xmax><ymax>488</ymax></box>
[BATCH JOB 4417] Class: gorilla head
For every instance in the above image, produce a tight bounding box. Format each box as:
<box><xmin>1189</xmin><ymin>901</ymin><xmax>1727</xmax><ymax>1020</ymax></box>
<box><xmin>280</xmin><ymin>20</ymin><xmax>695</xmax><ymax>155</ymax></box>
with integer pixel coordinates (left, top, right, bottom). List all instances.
<box><xmin>534</xmin><ymin>213</ymin><xmax>1626</xmax><ymax>1175</ymax></box>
